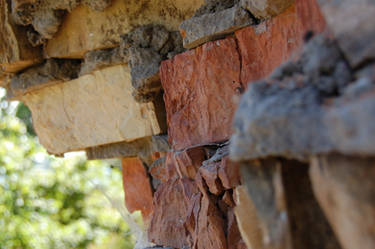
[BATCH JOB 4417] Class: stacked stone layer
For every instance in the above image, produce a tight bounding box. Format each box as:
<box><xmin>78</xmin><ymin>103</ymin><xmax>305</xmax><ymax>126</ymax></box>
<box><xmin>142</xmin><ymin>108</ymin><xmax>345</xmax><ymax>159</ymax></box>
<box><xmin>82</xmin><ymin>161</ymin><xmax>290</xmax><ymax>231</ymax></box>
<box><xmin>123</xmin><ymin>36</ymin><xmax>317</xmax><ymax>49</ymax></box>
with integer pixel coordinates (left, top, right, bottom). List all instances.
<box><xmin>1</xmin><ymin>0</ymin><xmax>375</xmax><ymax>248</ymax></box>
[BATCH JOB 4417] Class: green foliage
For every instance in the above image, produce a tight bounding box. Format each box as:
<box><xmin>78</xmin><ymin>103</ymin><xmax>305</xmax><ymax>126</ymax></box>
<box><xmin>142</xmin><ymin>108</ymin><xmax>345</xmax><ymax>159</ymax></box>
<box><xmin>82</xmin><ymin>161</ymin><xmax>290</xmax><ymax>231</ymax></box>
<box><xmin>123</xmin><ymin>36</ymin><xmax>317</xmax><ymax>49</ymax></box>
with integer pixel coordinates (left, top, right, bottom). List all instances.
<box><xmin>0</xmin><ymin>91</ymin><xmax>135</xmax><ymax>249</ymax></box>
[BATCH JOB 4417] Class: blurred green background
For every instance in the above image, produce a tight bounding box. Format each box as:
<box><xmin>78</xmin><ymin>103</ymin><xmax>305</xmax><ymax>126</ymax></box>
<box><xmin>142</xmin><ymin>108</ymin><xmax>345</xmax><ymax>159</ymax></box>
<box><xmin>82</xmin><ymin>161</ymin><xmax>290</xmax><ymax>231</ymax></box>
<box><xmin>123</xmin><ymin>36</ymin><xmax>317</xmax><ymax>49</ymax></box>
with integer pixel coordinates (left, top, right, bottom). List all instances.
<box><xmin>0</xmin><ymin>90</ymin><xmax>137</xmax><ymax>249</ymax></box>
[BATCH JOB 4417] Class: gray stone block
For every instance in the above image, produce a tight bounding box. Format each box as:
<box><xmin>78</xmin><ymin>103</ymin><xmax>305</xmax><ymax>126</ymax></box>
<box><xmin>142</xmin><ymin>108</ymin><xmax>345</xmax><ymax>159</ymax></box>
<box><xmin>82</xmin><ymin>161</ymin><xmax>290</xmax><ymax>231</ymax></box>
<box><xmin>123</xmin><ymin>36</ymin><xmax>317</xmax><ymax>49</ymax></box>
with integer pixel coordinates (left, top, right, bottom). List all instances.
<box><xmin>180</xmin><ymin>5</ymin><xmax>254</xmax><ymax>49</ymax></box>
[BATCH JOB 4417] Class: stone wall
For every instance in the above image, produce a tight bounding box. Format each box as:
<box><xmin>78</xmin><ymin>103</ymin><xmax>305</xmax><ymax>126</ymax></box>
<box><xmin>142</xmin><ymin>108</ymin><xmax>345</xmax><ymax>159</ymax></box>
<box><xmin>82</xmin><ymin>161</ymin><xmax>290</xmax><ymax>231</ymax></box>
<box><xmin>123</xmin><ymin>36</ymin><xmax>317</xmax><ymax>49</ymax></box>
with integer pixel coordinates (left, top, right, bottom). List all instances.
<box><xmin>2</xmin><ymin>0</ymin><xmax>375</xmax><ymax>248</ymax></box>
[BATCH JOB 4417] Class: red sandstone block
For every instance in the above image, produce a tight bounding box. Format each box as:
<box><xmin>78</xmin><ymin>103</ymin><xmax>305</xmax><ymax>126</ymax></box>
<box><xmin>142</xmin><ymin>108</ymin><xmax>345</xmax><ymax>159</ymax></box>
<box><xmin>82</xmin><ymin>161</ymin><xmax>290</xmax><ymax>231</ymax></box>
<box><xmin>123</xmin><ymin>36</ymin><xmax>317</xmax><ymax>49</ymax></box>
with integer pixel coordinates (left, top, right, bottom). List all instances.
<box><xmin>237</xmin><ymin>0</ymin><xmax>326</xmax><ymax>85</ymax></box>
<box><xmin>161</xmin><ymin>37</ymin><xmax>243</xmax><ymax>150</ymax></box>
<box><xmin>161</xmin><ymin>0</ymin><xmax>325</xmax><ymax>150</ymax></box>
<box><xmin>121</xmin><ymin>157</ymin><xmax>154</xmax><ymax>222</ymax></box>
<box><xmin>199</xmin><ymin>156</ymin><xmax>242</xmax><ymax>195</ymax></box>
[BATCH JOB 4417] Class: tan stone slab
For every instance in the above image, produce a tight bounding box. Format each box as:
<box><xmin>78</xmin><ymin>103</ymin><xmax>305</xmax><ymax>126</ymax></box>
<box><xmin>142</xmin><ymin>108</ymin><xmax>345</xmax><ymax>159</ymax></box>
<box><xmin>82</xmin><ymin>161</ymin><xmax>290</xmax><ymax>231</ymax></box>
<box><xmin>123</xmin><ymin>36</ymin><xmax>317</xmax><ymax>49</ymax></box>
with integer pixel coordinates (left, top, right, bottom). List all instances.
<box><xmin>0</xmin><ymin>0</ymin><xmax>42</xmax><ymax>79</ymax></box>
<box><xmin>234</xmin><ymin>186</ymin><xmax>264</xmax><ymax>249</ymax></box>
<box><xmin>45</xmin><ymin>0</ymin><xmax>204</xmax><ymax>58</ymax></box>
<box><xmin>20</xmin><ymin>65</ymin><xmax>163</xmax><ymax>155</ymax></box>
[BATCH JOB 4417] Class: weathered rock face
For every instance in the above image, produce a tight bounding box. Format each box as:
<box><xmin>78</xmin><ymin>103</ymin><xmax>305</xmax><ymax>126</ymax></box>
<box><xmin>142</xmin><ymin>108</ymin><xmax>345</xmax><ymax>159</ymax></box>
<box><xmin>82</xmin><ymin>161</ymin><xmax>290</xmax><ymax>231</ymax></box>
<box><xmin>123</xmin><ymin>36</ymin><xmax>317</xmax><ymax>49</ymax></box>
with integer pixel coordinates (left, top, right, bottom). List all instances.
<box><xmin>147</xmin><ymin>141</ymin><xmax>246</xmax><ymax>249</ymax></box>
<box><xmin>200</xmin><ymin>145</ymin><xmax>242</xmax><ymax>193</ymax></box>
<box><xmin>45</xmin><ymin>0</ymin><xmax>204</xmax><ymax>58</ymax></box>
<box><xmin>236</xmin><ymin>0</ymin><xmax>326</xmax><ymax>85</ymax></box>
<box><xmin>240</xmin><ymin>0</ymin><xmax>295</xmax><ymax>19</ymax></box>
<box><xmin>193</xmin><ymin>0</ymin><xmax>240</xmax><ymax>17</ymax></box>
<box><xmin>123</xmin><ymin>25</ymin><xmax>184</xmax><ymax>102</ymax></box>
<box><xmin>79</xmin><ymin>47</ymin><xmax>126</xmax><ymax>76</ymax></box>
<box><xmin>0</xmin><ymin>0</ymin><xmax>42</xmax><ymax>80</ymax></box>
<box><xmin>310</xmin><ymin>155</ymin><xmax>375</xmax><ymax>249</ymax></box>
<box><xmin>161</xmin><ymin>37</ymin><xmax>243</xmax><ymax>150</ymax></box>
<box><xmin>166</xmin><ymin>147</ymin><xmax>207</xmax><ymax>180</ymax></box>
<box><xmin>162</xmin><ymin>0</ymin><xmax>325</xmax><ymax>150</ymax></box>
<box><xmin>20</xmin><ymin>65</ymin><xmax>164</xmax><ymax>155</ymax></box>
<box><xmin>122</xmin><ymin>157</ymin><xmax>154</xmax><ymax>222</ymax></box>
<box><xmin>148</xmin><ymin>178</ymin><xmax>200</xmax><ymax>249</ymax></box>
<box><xmin>316</xmin><ymin>0</ymin><xmax>375</xmax><ymax>68</ymax></box>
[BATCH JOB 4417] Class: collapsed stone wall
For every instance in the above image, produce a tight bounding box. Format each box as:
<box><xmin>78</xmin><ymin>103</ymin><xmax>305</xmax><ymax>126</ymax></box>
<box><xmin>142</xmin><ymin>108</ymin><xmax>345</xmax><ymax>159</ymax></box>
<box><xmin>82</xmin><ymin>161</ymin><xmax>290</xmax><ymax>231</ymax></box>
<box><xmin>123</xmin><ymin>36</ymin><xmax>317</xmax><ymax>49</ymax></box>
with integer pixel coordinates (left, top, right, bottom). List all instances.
<box><xmin>1</xmin><ymin>0</ymin><xmax>375</xmax><ymax>249</ymax></box>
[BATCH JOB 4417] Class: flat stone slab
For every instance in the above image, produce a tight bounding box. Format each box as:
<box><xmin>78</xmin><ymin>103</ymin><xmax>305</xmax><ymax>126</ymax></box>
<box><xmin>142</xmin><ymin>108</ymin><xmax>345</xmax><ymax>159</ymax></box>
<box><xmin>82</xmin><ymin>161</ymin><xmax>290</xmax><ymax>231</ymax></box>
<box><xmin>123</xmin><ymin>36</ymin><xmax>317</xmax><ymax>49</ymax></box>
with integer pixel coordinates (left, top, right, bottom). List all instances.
<box><xmin>180</xmin><ymin>5</ymin><xmax>254</xmax><ymax>49</ymax></box>
<box><xmin>161</xmin><ymin>37</ymin><xmax>242</xmax><ymax>150</ymax></box>
<box><xmin>20</xmin><ymin>65</ymin><xmax>164</xmax><ymax>155</ymax></box>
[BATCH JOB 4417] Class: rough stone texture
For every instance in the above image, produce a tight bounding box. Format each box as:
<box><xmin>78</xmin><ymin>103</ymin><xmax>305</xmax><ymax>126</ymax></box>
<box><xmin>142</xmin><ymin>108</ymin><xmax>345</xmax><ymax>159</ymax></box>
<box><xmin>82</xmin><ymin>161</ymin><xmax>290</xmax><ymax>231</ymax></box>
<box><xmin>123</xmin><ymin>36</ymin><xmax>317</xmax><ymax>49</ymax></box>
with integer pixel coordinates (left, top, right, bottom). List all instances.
<box><xmin>148</xmin><ymin>178</ymin><xmax>200</xmax><ymax>249</ymax></box>
<box><xmin>180</xmin><ymin>5</ymin><xmax>254</xmax><ymax>49</ymax></box>
<box><xmin>237</xmin><ymin>159</ymin><xmax>341</xmax><ymax>249</ymax></box>
<box><xmin>165</xmin><ymin>147</ymin><xmax>207</xmax><ymax>180</ymax></box>
<box><xmin>199</xmin><ymin>145</ymin><xmax>242</xmax><ymax>195</ymax></box>
<box><xmin>10</xmin><ymin>0</ymin><xmax>112</xmax><ymax>45</ymax></box>
<box><xmin>317</xmin><ymin>0</ymin><xmax>375</xmax><ymax>68</ymax></box>
<box><xmin>7</xmin><ymin>59</ymin><xmax>81</xmax><ymax>99</ymax></box>
<box><xmin>20</xmin><ymin>65</ymin><xmax>164</xmax><ymax>155</ymax></box>
<box><xmin>148</xmin><ymin>157</ymin><xmax>171</xmax><ymax>189</ymax></box>
<box><xmin>31</xmin><ymin>8</ymin><xmax>64</xmax><ymax>39</ymax></box>
<box><xmin>199</xmin><ymin>162</ymin><xmax>225</xmax><ymax>195</ymax></box>
<box><xmin>194</xmin><ymin>0</ymin><xmax>239</xmax><ymax>17</ymax></box>
<box><xmin>128</xmin><ymin>47</ymin><xmax>162</xmax><ymax>102</ymax></box>
<box><xmin>79</xmin><ymin>47</ymin><xmax>126</xmax><ymax>76</ymax></box>
<box><xmin>163</xmin><ymin>0</ymin><xmax>325</xmax><ymax>150</ymax></box>
<box><xmin>86</xmin><ymin>135</ymin><xmax>170</xmax><ymax>165</ymax></box>
<box><xmin>236</xmin><ymin>0</ymin><xmax>326</xmax><ymax>85</ymax></box>
<box><xmin>0</xmin><ymin>0</ymin><xmax>42</xmax><ymax>79</ymax></box>
<box><xmin>149</xmin><ymin>143</ymin><xmax>244</xmax><ymax>249</ymax></box>
<box><xmin>230</xmin><ymin>35</ymin><xmax>375</xmax><ymax>162</ymax></box>
<box><xmin>195</xmin><ymin>193</ymin><xmax>228</xmax><ymax>249</ymax></box>
<box><xmin>45</xmin><ymin>0</ymin><xmax>204</xmax><ymax>58</ymax></box>
<box><xmin>122</xmin><ymin>157</ymin><xmax>154</xmax><ymax>222</ymax></box>
<box><xmin>240</xmin><ymin>0</ymin><xmax>295</xmax><ymax>19</ymax></box>
<box><xmin>310</xmin><ymin>155</ymin><xmax>375</xmax><ymax>249</ymax></box>
<box><xmin>122</xmin><ymin>25</ymin><xmax>185</xmax><ymax>102</ymax></box>
<box><xmin>82</xmin><ymin>0</ymin><xmax>111</xmax><ymax>11</ymax></box>
<box><xmin>161</xmin><ymin>37</ymin><xmax>243</xmax><ymax>150</ymax></box>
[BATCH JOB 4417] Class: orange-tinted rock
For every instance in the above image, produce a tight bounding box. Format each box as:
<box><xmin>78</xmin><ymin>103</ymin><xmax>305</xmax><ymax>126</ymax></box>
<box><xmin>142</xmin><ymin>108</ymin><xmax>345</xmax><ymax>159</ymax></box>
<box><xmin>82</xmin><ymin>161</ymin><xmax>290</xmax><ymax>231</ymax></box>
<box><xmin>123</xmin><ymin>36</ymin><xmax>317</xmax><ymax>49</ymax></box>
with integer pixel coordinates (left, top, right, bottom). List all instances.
<box><xmin>148</xmin><ymin>178</ymin><xmax>200</xmax><ymax>249</ymax></box>
<box><xmin>200</xmin><ymin>162</ymin><xmax>225</xmax><ymax>195</ymax></box>
<box><xmin>195</xmin><ymin>194</ymin><xmax>228</xmax><ymax>249</ymax></box>
<box><xmin>219</xmin><ymin>157</ymin><xmax>242</xmax><ymax>189</ymax></box>
<box><xmin>236</xmin><ymin>0</ymin><xmax>326</xmax><ymax>85</ymax></box>
<box><xmin>165</xmin><ymin>147</ymin><xmax>207</xmax><ymax>180</ymax></box>
<box><xmin>149</xmin><ymin>176</ymin><xmax>235</xmax><ymax>249</ymax></box>
<box><xmin>161</xmin><ymin>37</ymin><xmax>243</xmax><ymax>150</ymax></box>
<box><xmin>121</xmin><ymin>157</ymin><xmax>154</xmax><ymax>221</ymax></box>
<box><xmin>200</xmin><ymin>155</ymin><xmax>242</xmax><ymax>195</ymax></box>
<box><xmin>148</xmin><ymin>157</ymin><xmax>171</xmax><ymax>185</ymax></box>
